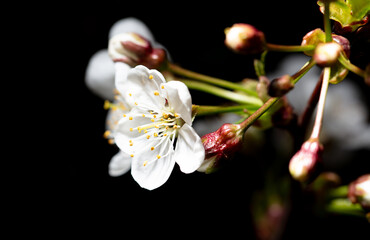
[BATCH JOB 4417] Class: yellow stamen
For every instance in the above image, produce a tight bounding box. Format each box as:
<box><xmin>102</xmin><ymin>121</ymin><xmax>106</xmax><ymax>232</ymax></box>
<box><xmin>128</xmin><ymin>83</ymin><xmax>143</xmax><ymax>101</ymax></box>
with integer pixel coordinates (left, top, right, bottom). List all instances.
<box><xmin>157</xmin><ymin>155</ymin><xmax>161</xmax><ymax>159</ymax></box>
<box><xmin>151</xmin><ymin>147</ymin><xmax>155</xmax><ymax>151</ymax></box>
<box><xmin>103</xmin><ymin>100</ymin><xmax>110</xmax><ymax>110</ymax></box>
<box><xmin>129</xmin><ymin>116</ymin><xmax>133</xmax><ymax>120</ymax></box>
<box><xmin>154</xmin><ymin>91</ymin><xmax>160</xmax><ymax>96</ymax></box>
<box><xmin>143</xmin><ymin>161</ymin><xmax>148</xmax><ymax>166</ymax></box>
<box><xmin>103</xmin><ymin>130</ymin><xmax>111</xmax><ymax>139</ymax></box>
<box><xmin>153</xmin><ymin>133</ymin><xmax>158</xmax><ymax>137</ymax></box>
<box><xmin>149</xmin><ymin>75</ymin><xmax>153</xmax><ymax>79</ymax></box>
<box><xmin>130</xmin><ymin>154</ymin><xmax>134</xmax><ymax>157</ymax></box>
<box><xmin>108</xmin><ymin>139</ymin><xmax>115</xmax><ymax>145</ymax></box>
<box><xmin>129</xmin><ymin>128</ymin><xmax>133</xmax><ymax>132</ymax></box>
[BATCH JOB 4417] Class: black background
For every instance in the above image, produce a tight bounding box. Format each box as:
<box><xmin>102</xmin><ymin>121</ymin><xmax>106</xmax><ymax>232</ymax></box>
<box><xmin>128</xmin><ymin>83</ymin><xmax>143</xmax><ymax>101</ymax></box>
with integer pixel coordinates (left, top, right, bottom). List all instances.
<box><xmin>22</xmin><ymin>1</ymin><xmax>369</xmax><ymax>238</ymax></box>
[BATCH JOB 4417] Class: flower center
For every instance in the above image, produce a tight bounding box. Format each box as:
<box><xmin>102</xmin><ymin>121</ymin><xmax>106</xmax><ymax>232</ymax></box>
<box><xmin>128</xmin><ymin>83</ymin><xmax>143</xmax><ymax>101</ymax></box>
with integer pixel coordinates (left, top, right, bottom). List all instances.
<box><xmin>126</xmin><ymin>107</ymin><xmax>184</xmax><ymax>166</ymax></box>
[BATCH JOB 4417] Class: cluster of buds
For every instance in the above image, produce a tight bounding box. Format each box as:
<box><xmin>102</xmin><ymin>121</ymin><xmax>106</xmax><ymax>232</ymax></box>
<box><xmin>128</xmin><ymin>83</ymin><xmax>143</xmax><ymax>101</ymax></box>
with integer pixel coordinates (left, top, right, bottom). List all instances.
<box><xmin>288</xmin><ymin>138</ymin><xmax>323</xmax><ymax>183</ymax></box>
<box><xmin>108</xmin><ymin>32</ymin><xmax>167</xmax><ymax>69</ymax></box>
<box><xmin>198</xmin><ymin>123</ymin><xmax>244</xmax><ymax>173</ymax></box>
<box><xmin>224</xmin><ymin>23</ymin><xmax>266</xmax><ymax>55</ymax></box>
<box><xmin>348</xmin><ymin>174</ymin><xmax>370</xmax><ymax>211</ymax></box>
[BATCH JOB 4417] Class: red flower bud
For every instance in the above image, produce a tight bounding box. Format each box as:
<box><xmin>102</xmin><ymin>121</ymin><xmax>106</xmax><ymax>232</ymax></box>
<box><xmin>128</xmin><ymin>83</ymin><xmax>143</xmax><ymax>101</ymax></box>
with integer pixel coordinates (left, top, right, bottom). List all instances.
<box><xmin>108</xmin><ymin>32</ymin><xmax>167</xmax><ymax>69</ymax></box>
<box><xmin>198</xmin><ymin>123</ymin><xmax>243</xmax><ymax>173</ymax></box>
<box><xmin>348</xmin><ymin>174</ymin><xmax>370</xmax><ymax>211</ymax></box>
<box><xmin>224</xmin><ymin>23</ymin><xmax>266</xmax><ymax>55</ymax></box>
<box><xmin>268</xmin><ymin>75</ymin><xmax>294</xmax><ymax>97</ymax></box>
<box><xmin>289</xmin><ymin>139</ymin><xmax>323</xmax><ymax>182</ymax></box>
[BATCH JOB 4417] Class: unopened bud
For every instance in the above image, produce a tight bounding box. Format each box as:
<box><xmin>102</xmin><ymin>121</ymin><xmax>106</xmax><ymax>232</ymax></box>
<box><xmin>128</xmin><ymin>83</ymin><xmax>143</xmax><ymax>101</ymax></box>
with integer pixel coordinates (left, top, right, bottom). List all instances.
<box><xmin>289</xmin><ymin>139</ymin><xmax>323</xmax><ymax>182</ymax></box>
<box><xmin>348</xmin><ymin>174</ymin><xmax>370</xmax><ymax>210</ymax></box>
<box><xmin>108</xmin><ymin>33</ymin><xmax>167</xmax><ymax>69</ymax></box>
<box><xmin>225</xmin><ymin>23</ymin><xmax>266</xmax><ymax>55</ymax></box>
<box><xmin>268</xmin><ymin>75</ymin><xmax>294</xmax><ymax>97</ymax></box>
<box><xmin>301</xmin><ymin>28</ymin><xmax>326</xmax><ymax>56</ymax></box>
<box><xmin>332</xmin><ymin>34</ymin><xmax>350</xmax><ymax>58</ymax></box>
<box><xmin>313</xmin><ymin>42</ymin><xmax>342</xmax><ymax>67</ymax></box>
<box><xmin>198</xmin><ymin>123</ymin><xmax>243</xmax><ymax>173</ymax></box>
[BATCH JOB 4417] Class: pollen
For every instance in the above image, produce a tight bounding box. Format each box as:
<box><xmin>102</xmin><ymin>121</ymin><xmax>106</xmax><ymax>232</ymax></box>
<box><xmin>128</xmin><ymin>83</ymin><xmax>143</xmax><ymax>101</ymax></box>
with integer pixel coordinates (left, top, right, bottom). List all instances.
<box><xmin>154</xmin><ymin>91</ymin><xmax>160</xmax><ymax>96</ymax></box>
<box><xmin>151</xmin><ymin>147</ymin><xmax>155</xmax><ymax>151</ymax></box>
<box><xmin>108</xmin><ymin>139</ymin><xmax>115</xmax><ymax>145</ymax></box>
<box><xmin>123</xmin><ymin>114</ymin><xmax>126</xmax><ymax>117</ymax></box>
<box><xmin>134</xmin><ymin>102</ymin><xmax>138</xmax><ymax>105</ymax></box>
<box><xmin>151</xmin><ymin>119</ymin><xmax>155</xmax><ymax>122</ymax></box>
<box><xmin>174</xmin><ymin>113</ymin><xmax>179</xmax><ymax>118</ymax></box>
<box><xmin>161</xmin><ymin>85</ymin><xmax>165</xmax><ymax>89</ymax></box>
<box><xmin>142</xmin><ymin>114</ymin><xmax>146</xmax><ymax>117</ymax></box>
<box><xmin>157</xmin><ymin>155</ymin><xmax>161</xmax><ymax>159</ymax></box>
<box><xmin>103</xmin><ymin>130</ymin><xmax>111</xmax><ymax>139</ymax></box>
<box><xmin>130</xmin><ymin>154</ymin><xmax>134</xmax><ymax>157</ymax></box>
<box><xmin>130</xmin><ymin>143</ymin><xmax>133</xmax><ymax>146</ymax></box>
<box><xmin>149</xmin><ymin>75</ymin><xmax>153</xmax><ymax>79</ymax></box>
<box><xmin>128</xmin><ymin>93</ymin><xmax>132</xmax><ymax>97</ymax></box>
<box><xmin>129</xmin><ymin>116</ymin><xmax>133</xmax><ymax>120</ymax></box>
<box><xmin>104</xmin><ymin>100</ymin><xmax>111</xmax><ymax>110</ymax></box>
<box><xmin>129</xmin><ymin>128</ymin><xmax>133</xmax><ymax>132</ymax></box>
<box><xmin>143</xmin><ymin>160</ymin><xmax>148</xmax><ymax>166</ymax></box>
<box><xmin>153</xmin><ymin>132</ymin><xmax>158</xmax><ymax>137</ymax></box>
<box><xmin>146</xmin><ymin>135</ymin><xmax>151</xmax><ymax>139</ymax></box>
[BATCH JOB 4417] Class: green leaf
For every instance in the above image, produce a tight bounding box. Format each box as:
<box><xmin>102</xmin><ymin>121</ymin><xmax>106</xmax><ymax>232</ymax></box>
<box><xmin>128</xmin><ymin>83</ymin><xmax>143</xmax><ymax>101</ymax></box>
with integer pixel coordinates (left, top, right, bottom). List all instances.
<box><xmin>317</xmin><ymin>0</ymin><xmax>370</xmax><ymax>32</ymax></box>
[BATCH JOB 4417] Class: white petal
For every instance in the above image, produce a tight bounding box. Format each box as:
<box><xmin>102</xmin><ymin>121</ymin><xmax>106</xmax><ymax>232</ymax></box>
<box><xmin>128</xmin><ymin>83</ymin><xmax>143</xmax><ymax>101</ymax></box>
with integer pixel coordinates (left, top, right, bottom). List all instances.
<box><xmin>114</xmin><ymin>62</ymin><xmax>132</xmax><ymax>95</ymax></box>
<box><xmin>109</xmin><ymin>18</ymin><xmax>155</xmax><ymax>42</ymax></box>
<box><xmin>108</xmin><ymin>151</ymin><xmax>131</xmax><ymax>176</ymax></box>
<box><xmin>174</xmin><ymin>124</ymin><xmax>205</xmax><ymax>173</ymax></box>
<box><xmin>115</xmin><ymin>109</ymin><xmax>153</xmax><ymax>153</ymax></box>
<box><xmin>162</xmin><ymin>81</ymin><xmax>193</xmax><ymax>125</ymax></box>
<box><xmin>85</xmin><ymin>50</ymin><xmax>116</xmax><ymax>100</ymax></box>
<box><xmin>131</xmin><ymin>137</ymin><xmax>175</xmax><ymax>190</ymax></box>
<box><xmin>122</xmin><ymin>66</ymin><xmax>166</xmax><ymax>109</ymax></box>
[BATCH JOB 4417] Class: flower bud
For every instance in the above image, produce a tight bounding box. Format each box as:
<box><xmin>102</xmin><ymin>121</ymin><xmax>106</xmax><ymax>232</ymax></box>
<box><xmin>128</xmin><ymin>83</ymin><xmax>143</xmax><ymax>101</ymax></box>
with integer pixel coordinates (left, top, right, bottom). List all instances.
<box><xmin>198</xmin><ymin>123</ymin><xmax>243</xmax><ymax>173</ymax></box>
<box><xmin>301</xmin><ymin>28</ymin><xmax>326</xmax><ymax>56</ymax></box>
<box><xmin>313</xmin><ymin>42</ymin><xmax>342</xmax><ymax>67</ymax></box>
<box><xmin>108</xmin><ymin>32</ymin><xmax>167</xmax><ymax>69</ymax></box>
<box><xmin>225</xmin><ymin>23</ymin><xmax>266</xmax><ymax>55</ymax></box>
<box><xmin>268</xmin><ymin>75</ymin><xmax>294</xmax><ymax>97</ymax></box>
<box><xmin>289</xmin><ymin>139</ymin><xmax>323</xmax><ymax>182</ymax></box>
<box><xmin>348</xmin><ymin>174</ymin><xmax>370</xmax><ymax>210</ymax></box>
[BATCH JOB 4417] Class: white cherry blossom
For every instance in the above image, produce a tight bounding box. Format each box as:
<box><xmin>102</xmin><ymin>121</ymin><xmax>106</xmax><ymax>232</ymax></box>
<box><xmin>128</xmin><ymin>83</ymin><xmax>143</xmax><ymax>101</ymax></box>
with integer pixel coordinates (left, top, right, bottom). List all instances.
<box><xmin>114</xmin><ymin>65</ymin><xmax>205</xmax><ymax>190</ymax></box>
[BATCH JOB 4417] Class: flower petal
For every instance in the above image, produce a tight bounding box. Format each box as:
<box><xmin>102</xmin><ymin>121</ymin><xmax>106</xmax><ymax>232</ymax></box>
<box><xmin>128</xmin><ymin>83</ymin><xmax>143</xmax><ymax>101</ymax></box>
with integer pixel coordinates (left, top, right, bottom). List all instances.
<box><xmin>162</xmin><ymin>81</ymin><xmax>193</xmax><ymax>125</ymax></box>
<box><xmin>131</xmin><ymin>137</ymin><xmax>175</xmax><ymax>190</ymax></box>
<box><xmin>85</xmin><ymin>50</ymin><xmax>116</xmax><ymax>100</ymax></box>
<box><xmin>120</xmin><ymin>66</ymin><xmax>166</xmax><ymax>109</ymax></box>
<box><xmin>108</xmin><ymin>151</ymin><xmax>131</xmax><ymax>177</ymax></box>
<box><xmin>174</xmin><ymin>124</ymin><xmax>205</xmax><ymax>173</ymax></box>
<box><xmin>114</xmin><ymin>62</ymin><xmax>131</xmax><ymax>94</ymax></box>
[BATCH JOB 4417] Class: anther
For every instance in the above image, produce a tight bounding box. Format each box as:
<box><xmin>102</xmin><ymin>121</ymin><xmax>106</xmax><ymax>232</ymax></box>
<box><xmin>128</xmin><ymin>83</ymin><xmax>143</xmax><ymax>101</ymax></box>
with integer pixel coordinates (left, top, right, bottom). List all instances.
<box><xmin>149</xmin><ymin>75</ymin><xmax>153</xmax><ymax>79</ymax></box>
<box><xmin>103</xmin><ymin>130</ymin><xmax>111</xmax><ymax>139</ymax></box>
<box><xmin>151</xmin><ymin>147</ymin><xmax>155</xmax><ymax>151</ymax></box>
<box><xmin>129</xmin><ymin>116</ymin><xmax>133</xmax><ymax>120</ymax></box>
<box><xmin>154</xmin><ymin>91</ymin><xmax>160</xmax><ymax>96</ymax></box>
<box><xmin>130</xmin><ymin>154</ymin><xmax>134</xmax><ymax>157</ymax></box>
<box><xmin>157</xmin><ymin>155</ymin><xmax>161</xmax><ymax>159</ymax></box>
<box><xmin>143</xmin><ymin>161</ymin><xmax>148</xmax><ymax>166</ymax></box>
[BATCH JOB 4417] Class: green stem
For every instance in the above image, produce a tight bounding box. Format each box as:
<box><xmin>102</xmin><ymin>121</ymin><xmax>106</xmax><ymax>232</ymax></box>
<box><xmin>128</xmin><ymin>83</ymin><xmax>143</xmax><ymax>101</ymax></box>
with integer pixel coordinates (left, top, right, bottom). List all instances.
<box><xmin>178</xmin><ymin>79</ymin><xmax>263</xmax><ymax>106</ymax></box>
<box><xmin>167</xmin><ymin>63</ymin><xmax>258</xmax><ymax>96</ymax></box>
<box><xmin>324</xmin><ymin>1</ymin><xmax>332</xmax><ymax>42</ymax></box>
<box><xmin>310</xmin><ymin>67</ymin><xmax>330</xmax><ymax>139</ymax></box>
<box><xmin>266</xmin><ymin>43</ymin><xmax>315</xmax><ymax>52</ymax></box>
<box><xmin>292</xmin><ymin>58</ymin><xmax>316</xmax><ymax>84</ymax></box>
<box><xmin>325</xmin><ymin>198</ymin><xmax>365</xmax><ymax>217</ymax></box>
<box><xmin>338</xmin><ymin>52</ymin><xmax>365</xmax><ymax>77</ymax></box>
<box><xmin>239</xmin><ymin>97</ymin><xmax>279</xmax><ymax>130</ymax></box>
<box><xmin>328</xmin><ymin>185</ymin><xmax>349</xmax><ymax>199</ymax></box>
<box><xmin>195</xmin><ymin>105</ymin><xmax>255</xmax><ymax>116</ymax></box>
